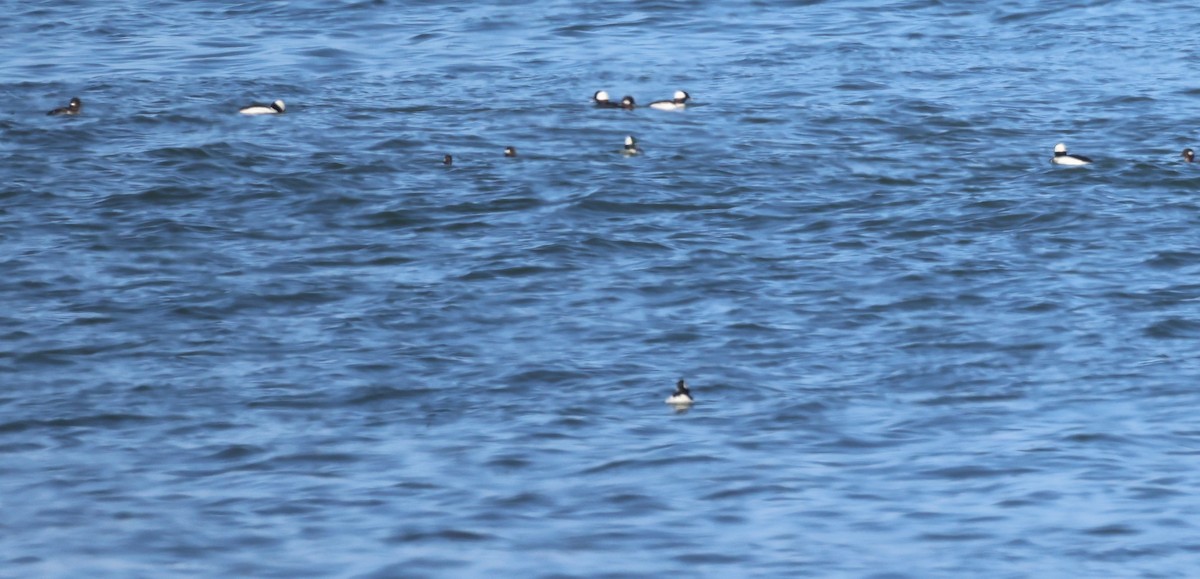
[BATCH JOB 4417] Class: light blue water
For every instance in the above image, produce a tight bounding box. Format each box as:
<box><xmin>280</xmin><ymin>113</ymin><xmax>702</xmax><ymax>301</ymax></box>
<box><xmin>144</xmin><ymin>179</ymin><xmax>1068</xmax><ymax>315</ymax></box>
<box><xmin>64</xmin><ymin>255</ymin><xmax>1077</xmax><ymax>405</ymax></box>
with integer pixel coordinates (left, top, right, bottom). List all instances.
<box><xmin>4</xmin><ymin>1</ymin><xmax>1200</xmax><ymax>577</ymax></box>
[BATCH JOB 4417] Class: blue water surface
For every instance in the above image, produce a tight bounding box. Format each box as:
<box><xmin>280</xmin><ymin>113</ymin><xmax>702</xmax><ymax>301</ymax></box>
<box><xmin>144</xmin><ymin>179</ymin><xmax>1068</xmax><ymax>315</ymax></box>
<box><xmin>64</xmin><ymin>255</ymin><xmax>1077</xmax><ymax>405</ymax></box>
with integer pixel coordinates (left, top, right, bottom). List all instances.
<box><xmin>4</xmin><ymin>1</ymin><xmax>1200</xmax><ymax>577</ymax></box>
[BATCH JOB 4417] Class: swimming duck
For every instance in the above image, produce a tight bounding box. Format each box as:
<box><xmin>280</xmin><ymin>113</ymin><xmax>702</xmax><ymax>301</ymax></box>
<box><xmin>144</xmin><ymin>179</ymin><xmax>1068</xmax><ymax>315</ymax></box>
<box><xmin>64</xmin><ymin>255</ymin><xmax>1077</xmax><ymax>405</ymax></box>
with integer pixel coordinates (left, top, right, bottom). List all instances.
<box><xmin>622</xmin><ymin>135</ymin><xmax>641</xmax><ymax>155</ymax></box>
<box><xmin>47</xmin><ymin>97</ymin><xmax>82</xmax><ymax>116</ymax></box>
<box><xmin>649</xmin><ymin>90</ymin><xmax>690</xmax><ymax>111</ymax></box>
<box><xmin>665</xmin><ymin>379</ymin><xmax>694</xmax><ymax>405</ymax></box>
<box><xmin>593</xmin><ymin>90</ymin><xmax>619</xmax><ymax>108</ymax></box>
<box><xmin>1051</xmin><ymin>142</ymin><xmax>1092</xmax><ymax>165</ymax></box>
<box><xmin>239</xmin><ymin>99</ymin><xmax>285</xmax><ymax>115</ymax></box>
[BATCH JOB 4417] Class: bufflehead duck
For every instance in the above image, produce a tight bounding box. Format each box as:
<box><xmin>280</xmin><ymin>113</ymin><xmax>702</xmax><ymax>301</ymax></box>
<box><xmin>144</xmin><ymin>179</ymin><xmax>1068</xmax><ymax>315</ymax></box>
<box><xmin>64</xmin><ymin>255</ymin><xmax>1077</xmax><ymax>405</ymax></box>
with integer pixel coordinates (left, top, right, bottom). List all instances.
<box><xmin>504</xmin><ymin>146</ymin><xmax>517</xmax><ymax>157</ymax></box>
<box><xmin>619</xmin><ymin>95</ymin><xmax>635</xmax><ymax>110</ymax></box>
<box><xmin>649</xmin><ymin>90</ymin><xmax>690</xmax><ymax>111</ymax></box>
<box><xmin>47</xmin><ymin>97</ymin><xmax>82</xmax><ymax>116</ymax></box>
<box><xmin>443</xmin><ymin>154</ymin><xmax>453</xmax><ymax>166</ymax></box>
<box><xmin>239</xmin><ymin>100</ymin><xmax>285</xmax><ymax>115</ymax></box>
<box><xmin>665</xmin><ymin>379</ymin><xmax>694</xmax><ymax>405</ymax></box>
<box><xmin>1051</xmin><ymin>143</ymin><xmax>1092</xmax><ymax>166</ymax></box>
<box><xmin>1183</xmin><ymin>148</ymin><xmax>1194</xmax><ymax>163</ymax></box>
<box><xmin>622</xmin><ymin>135</ymin><xmax>641</xmax><ymax>156</ymax></box>
<box><xmin>593</xmin><ymin>90</ymin><xmax>620</xmax><ymax>108</ymax></box>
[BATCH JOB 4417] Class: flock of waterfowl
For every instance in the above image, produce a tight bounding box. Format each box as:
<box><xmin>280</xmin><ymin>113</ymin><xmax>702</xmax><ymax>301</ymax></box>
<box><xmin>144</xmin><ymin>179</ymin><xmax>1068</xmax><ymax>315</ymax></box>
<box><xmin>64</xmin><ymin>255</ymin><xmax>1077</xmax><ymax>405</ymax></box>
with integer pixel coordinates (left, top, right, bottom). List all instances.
<box><xmin>42</xmin><ymin>92</ymin><xmax>697</xmax><ymax>407</ymax></box>
<box><xmin>436</xmin><ymin>89</ymin><xmax>681</xmax><ymax>165</ymax></box>
<box><xmin>47</xmin><ymin>90</ymin><xmax>1191</xmax><ymax>410</ymax></box>
<box><xmin>42</xmin><ymin>90</ymin><xmax>682</xmax><ymax>165</ymax></box>
<box><xmin>42</xmin><ymin>91</ymin><xmax>1195</xmax><ymax>165</ymax></box>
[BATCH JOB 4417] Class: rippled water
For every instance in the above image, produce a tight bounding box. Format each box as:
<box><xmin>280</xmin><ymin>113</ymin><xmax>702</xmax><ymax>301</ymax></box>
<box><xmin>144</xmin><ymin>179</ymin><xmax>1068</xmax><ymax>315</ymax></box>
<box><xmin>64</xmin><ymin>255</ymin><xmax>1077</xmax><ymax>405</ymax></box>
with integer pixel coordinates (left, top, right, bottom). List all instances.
<box><xmin>5</xmin><ymin>1</ymin><xmax>1200</xmax><ymax>576</ymax></box>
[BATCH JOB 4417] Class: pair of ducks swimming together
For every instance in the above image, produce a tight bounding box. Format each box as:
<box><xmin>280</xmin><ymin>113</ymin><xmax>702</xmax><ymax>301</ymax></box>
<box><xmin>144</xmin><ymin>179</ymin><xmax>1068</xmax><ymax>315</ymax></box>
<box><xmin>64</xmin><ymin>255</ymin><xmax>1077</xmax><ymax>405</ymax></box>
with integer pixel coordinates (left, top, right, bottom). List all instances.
<box><xmin>1052</xmin><ymin>143</ymin><xmax>1196</xmax><ymax>165</ymax></box>
<box><xmin>46</xmin><ymin>97</ymin><xmax>286</xmax><ymax>116</ymax></box>
<box><xmin>443</xmin><ymin>145</ymin><xmax>520</xmax><ymax>166</ymax></box>
<box><xmin>442</xmin><ymin>137</ymin><xmax>642</xmax><ymax>166</ymax></box>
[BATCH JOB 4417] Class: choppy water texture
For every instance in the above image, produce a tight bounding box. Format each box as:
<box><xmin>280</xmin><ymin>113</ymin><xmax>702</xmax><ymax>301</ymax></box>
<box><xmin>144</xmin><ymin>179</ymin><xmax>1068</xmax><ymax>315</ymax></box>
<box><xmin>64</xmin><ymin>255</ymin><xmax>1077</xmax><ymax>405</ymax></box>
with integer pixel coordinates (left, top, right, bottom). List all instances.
<box><xmin>4</xmin><ymin>1</ymin><xmax>1200</xmax><ymax>577</ymax></box>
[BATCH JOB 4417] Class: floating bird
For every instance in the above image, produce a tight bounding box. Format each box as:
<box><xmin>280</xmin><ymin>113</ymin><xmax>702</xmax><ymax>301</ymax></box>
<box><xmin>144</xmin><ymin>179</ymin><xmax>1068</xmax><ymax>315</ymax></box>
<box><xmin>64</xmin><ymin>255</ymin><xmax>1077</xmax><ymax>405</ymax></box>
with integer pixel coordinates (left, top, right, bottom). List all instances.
<box><xmin>1051</xmin><ymin>142</ymin><xmax>1092</xmax><ymax>166</ymax></box>
<box><xmin>619</xmin><ymin>95</ymin><xmax>636</xmax><ymax>110</ymax></box>
<box><xmin>504</xmin><ymin>146</ymin><xmax>517</xmax><ymax>157</ymax></box>
<box><xmin>239</xmin><ymin>99</ymin><xmax>285</xmax><ymax>115</ymax></box>
<box><xmin>665</xmin><ymin>379</ymin><xmax>694</xmax><ymax>405</ymax></box>
<box><xmin>622</xmin><ymin>135</ymin><xmax>641</xmax><ymax>156</ymax></box>
<box><xmin>593</xmin><ymin>90</ymin><xmax>619</xmax><ymax>108</ymax></box>
<box><xmin>649</xmin><ymin>90</ymin><xmax>690</xmax><ymax>111</ymax></box>
<box><xmin>47</xmin><ymin>97</ymin><xmax>82</xmax><ymax>116</ymax></box>
<box><xmin>443</xmin><ymin>154</ymin><xmax>453</xmax><ymax>166</ymax></box>
<box><xmin>1183</xmin><ymin>148</ymin><xmax>1194</xmax><ymax>163</ymax></box>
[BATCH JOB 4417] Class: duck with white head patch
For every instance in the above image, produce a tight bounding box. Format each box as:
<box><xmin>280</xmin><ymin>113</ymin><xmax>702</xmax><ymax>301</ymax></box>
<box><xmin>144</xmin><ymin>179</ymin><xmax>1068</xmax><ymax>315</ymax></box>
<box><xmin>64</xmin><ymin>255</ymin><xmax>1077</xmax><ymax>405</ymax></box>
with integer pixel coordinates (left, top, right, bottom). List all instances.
<box><xmin>622</xmin><ymin>135</ymin><xmax>641</xmax><ymax>156</ymax></box>
<box><xmin>1051</xmin><ymin>142</ymin><xmax>1092</xmax><ymax>166</ymax></box>
<box><xmin>618</xmin><ymin>95</ymin><xmax>635</xmax><ymax>110</ymax></box>
<box><xmin>239</xmin><ymin>99</ymin><xmax>285</xmax><ymax>115</ymax></box>
<box><xmin>47</xmin><ymin>97</ymin><xmax>82</xmax><ymax>116</ymax></box>
<box><xmin>649</xmin><ymin>90</ymin><xmax>690</xmax><ymax>111</ymax></box>
<box><xmin>593</xmin><ymin>90</ymin><xmax>620</xmax><ymax>108</ymax></box>
<box><xmin>1182</xmin><ymin>148</ymin><xmax>1194</xmax><ymax>163</ymax></box>
<box><xmin>665</xmin><ymin>379</ymin><xmax>693</xmax><ymax>405</ymax></box>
